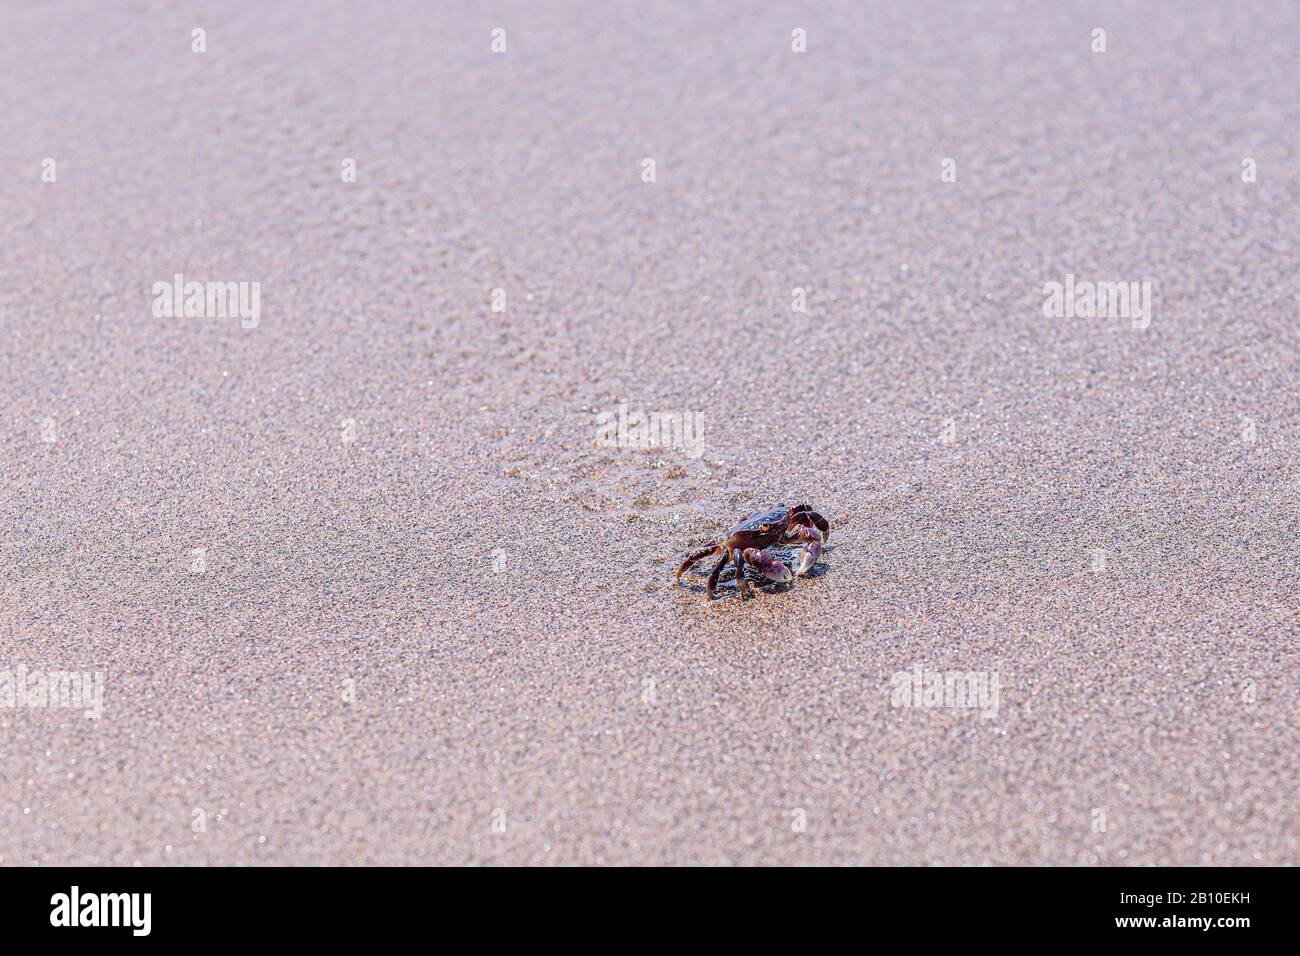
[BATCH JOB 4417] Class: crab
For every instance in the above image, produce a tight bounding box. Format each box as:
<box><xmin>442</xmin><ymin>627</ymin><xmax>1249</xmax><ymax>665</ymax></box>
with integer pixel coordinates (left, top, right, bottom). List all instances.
<box><xmin>674</xmin><ymin>503</ymin><xmax>830</xmax><ymax>600</ymax></box>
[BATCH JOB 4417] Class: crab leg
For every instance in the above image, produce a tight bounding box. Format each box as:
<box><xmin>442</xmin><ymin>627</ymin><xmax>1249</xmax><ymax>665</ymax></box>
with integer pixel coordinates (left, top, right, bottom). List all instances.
<box><xmin>675</xmin><ymin>542</ymin><xmax>721</xmax><ymax>585</ymax></box>
<box><xmin>789</xmin><ymin>504</ymin><xmax>830</xmax><ymax>542</ymax></box>
<box><xmin>732</xmin><ymin>548</ymin><xmax>751</xmax><ymax>599</ymax></box>
<box><xmin>705</xmin><ymin>550</ymin><xmax>731</xmax><ymax>600</ymax></box>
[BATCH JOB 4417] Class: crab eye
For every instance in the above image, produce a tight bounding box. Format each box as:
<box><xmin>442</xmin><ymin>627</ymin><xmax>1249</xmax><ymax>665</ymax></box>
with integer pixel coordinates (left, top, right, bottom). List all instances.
<box><xmin>759</xmin><ymin>524</ymin><xmax>770</xmax><ymax>532</ymax></box>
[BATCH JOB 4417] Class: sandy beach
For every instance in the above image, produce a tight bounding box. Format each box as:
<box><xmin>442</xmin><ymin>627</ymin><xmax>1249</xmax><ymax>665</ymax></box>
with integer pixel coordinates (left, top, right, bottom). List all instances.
<box><xmin>1</xmin><ymin>0</ymin><xmax>1297</xmax><ymax>865</ymax></box>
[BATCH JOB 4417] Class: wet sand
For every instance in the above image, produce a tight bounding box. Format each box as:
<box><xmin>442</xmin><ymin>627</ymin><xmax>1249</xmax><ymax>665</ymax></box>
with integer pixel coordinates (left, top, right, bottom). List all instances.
<box><xmin>1</xmin><ymin>1</ymin><xmax>1297</xmax><ymax>865</ymax></box>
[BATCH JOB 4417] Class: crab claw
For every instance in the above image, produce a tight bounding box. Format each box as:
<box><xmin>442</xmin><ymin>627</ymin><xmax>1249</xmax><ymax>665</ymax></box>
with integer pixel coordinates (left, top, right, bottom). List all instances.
<box><xmin>790</xmin><ymin>526</ymin><xmax>823</xmax><ymax>575</ymax></box>
<box><xmin>742</xmin><ymin>548</ymin><xmax>792</xmax><ymax>584</ymax></box>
